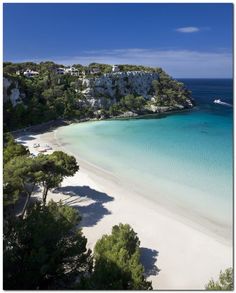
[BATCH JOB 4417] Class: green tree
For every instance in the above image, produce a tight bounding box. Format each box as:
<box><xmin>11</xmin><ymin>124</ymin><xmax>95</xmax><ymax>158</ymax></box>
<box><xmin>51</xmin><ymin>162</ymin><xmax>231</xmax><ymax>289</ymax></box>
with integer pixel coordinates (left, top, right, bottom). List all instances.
<box><xmin>4</xmin><ymin>148</ymin><xmax>79</xmax><ymax>212</ymax></box>
<box><xmin>3</xmin><ymin>136</ymin><xmax>31</xmax><ymax>210</ymax></box>
<box><xmin>152</xmin><ymin>79</ymin><xmax>161</xmax><ymax>95</ymax></box>
<box><xmin>205</xmin><ymin>268</ymin><xmax>233</xmax><ymax>290</ymax></box>
<box><xmin>120</xmin><ymin>94</ymin><xmax>145</xmax><ymax>112</ymax></box>
<box><xmin>90</xmin><ymin>223</ymin><xmax>152</xmax><ymax>290</ymax></box>
<box><xmin>3</xmin><ymin>134</ymin><xmax>29</xmax><ymax>164</ymax></box>
<box><xmin>3</xmin><ymin>156</ymin><xmax>42</xmax><ymax>213</ymax></box>
<box><xmin>37</xmin><ymin>151</ymin><xmax>79</xmax><ymax>204</ymax></box>
<box><xmin>4</xmin><ymin>201</ymin><xmax>92</xmax><ymax>289</ymax></box>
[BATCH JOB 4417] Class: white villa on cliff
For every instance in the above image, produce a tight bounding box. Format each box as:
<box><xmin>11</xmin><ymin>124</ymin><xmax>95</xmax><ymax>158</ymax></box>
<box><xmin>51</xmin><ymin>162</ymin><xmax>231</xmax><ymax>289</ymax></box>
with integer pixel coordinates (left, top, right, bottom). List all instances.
<box><xmin>23</xmin><ymin>69</ymin><xmax>39</xmax><ymax>78</ymax></box>
<box><xmin>56</xmin><ymin>66</ymin><xmax>79</xmax><ymax>76</ymax></box>
<box><xmin>65</xmin><ymin>66</ymin><xmax>79</xmax><ymax>76</ymax></box>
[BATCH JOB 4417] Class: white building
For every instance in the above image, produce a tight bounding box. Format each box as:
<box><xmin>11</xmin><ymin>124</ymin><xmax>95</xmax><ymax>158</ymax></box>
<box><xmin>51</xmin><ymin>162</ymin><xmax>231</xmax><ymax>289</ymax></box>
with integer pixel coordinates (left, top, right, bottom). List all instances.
<box><xmin>23</xmin><ymin>69</ymin><xmax>39</xmax><ymax>78</ymax></box>
<box><xmin>112</xmin><ymin>65</ymin><xmax>120</xmax><ymax>72</ymax></box>
<box><xmin>55</xmin><ymin>66</ymin><xmax>79</xmax><ymax>76</ymax></box>
<box><xmin>67</xmin><ymin>67</ymin><xmax>79</xmax><ymax>76</ymax></box>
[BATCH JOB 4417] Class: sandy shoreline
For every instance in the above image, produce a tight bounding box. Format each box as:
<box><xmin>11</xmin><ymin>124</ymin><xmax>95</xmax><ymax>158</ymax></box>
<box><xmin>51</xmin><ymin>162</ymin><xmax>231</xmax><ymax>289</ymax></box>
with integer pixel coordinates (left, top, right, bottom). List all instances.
<box><xmin>15</xmin><ymin>126</ymin><xmax>233</xmax><ymax>290</ymax></box>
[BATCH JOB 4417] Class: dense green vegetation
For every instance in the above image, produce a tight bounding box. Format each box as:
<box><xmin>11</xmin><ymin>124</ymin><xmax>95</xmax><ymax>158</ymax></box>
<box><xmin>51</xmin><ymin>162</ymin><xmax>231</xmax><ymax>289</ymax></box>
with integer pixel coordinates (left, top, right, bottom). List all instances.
<box><xmin>4</xmin><ymin>62</ymin><xmax>84</xmax><ymax>130</ymax></box>
<box><xmin>86</xmin><ymin>62</ymin><xmax>112</xmax><ymax>75</ymax></box>
<box><xmin>4</xmin><ymin>201</ymin><xmax>92</xmax><ymax>290</ymax></box>
<box><xmin>205</xmin><ymin>268</ymin><xmax>233</xmax><ymax>290</ymax></box>
<box><xmin>3</xmin><ymin>136</ymin><xmax>151</xmax><ymax>290</ymax></box>
<box><xmin>118</xmin><ymin>64</ymin><xmax>156</xmax><ymax>72</ymax></box>
<box><xmin>3</xmin><ymin>136</ymin><xmax>79</xmax><ymax>214</ymax></box>
<box><xmin>151</xmin><ymin>71</ymin><xmax>191</xmax><ymax>107</ymax></box>
<box><xmin>3</xmin><ymin>134</ymin><xmax>29</xmax><ymax>164</ymax></box>
<box><xmin>91</xmin><ymin>224</ymin><xmax>152</xmax><ymax>290</ymax></box>
<box><xmin>3</xmin><ymin>61</ymin><xmax>194</xmax><ymax>131</ymax></box>
<box><xmin>108</xmin><ymin>94</ymin><xmax>147</xmax><ymax>116</ymax></box>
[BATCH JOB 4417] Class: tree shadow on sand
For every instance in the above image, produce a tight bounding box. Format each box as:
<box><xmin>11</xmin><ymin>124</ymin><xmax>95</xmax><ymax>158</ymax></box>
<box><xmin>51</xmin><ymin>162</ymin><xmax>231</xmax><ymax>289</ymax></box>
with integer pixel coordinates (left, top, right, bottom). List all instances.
<box><xmin>53</xmin><ymin>185</ymin><xmax>114</xmax><ymax>228</ymax></box>
<box><xmin>16</xmin><ymin>135</ymin><xmax>37</xmax><ymax>145</ymax></box>
<box><xmin>140</xmin><ymin>247</ymin><xmax>160</xmax><ymax>277</ymax></box>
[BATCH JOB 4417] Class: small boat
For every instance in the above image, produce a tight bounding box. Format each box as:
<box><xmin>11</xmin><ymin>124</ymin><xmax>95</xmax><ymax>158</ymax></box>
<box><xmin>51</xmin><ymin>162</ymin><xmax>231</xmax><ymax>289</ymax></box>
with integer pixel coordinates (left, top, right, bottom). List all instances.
<box><xmin>213</xmin><ymin>99</ymin><xmax>221</xmax><ymax>104</ymax></box>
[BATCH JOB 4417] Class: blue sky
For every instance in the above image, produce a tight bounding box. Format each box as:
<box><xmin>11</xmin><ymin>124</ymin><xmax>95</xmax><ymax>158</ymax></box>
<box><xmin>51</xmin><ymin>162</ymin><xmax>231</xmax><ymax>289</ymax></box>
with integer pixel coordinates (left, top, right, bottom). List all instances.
<box><xmin>3</xmin><ymin>3</ymin><xmax>233</xmax><ymax>78</ymax></box>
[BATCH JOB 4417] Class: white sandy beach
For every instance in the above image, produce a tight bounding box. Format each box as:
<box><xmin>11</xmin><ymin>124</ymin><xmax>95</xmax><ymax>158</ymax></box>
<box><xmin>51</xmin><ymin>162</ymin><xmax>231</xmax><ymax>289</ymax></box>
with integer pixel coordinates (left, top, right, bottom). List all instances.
<box><xmin>16</xmin><ymin>128</ymin><xmax>233</xmax><ymax>290</ymax></box>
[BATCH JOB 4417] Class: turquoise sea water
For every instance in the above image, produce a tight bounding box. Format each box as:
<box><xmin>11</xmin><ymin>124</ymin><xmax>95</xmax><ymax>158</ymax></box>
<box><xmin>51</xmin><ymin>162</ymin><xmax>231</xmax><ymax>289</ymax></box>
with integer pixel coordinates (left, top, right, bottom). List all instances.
<box><xmin>56</xmin><ymin>79</ymin><xmax>233</xmax><ymax>239</ymax></box>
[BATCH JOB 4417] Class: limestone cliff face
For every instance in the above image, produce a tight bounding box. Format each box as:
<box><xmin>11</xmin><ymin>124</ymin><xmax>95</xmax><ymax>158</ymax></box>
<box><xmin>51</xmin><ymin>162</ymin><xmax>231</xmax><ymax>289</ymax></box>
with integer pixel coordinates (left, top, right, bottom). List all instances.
<box><xmin>79</xmin><ymin>71</ymin><xmax>194</xmax><ymax>112</ymax></box>
<box><xmin>3</xmin><ymin>77</ymin><xmax>24</xmax><ymax>106</ymax></box>
<box><xmin>80</xmin><ymin>71</ymin><xmax>159</xmax><ymax>107</ymax></box>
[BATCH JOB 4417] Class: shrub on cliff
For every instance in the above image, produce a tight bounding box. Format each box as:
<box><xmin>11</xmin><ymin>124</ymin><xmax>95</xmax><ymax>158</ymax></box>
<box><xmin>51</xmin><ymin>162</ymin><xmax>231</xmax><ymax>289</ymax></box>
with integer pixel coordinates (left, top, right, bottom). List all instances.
<box><xmin>120</xmin><ymin>94</ymin><xmax>146</xmax><ymax>112</ymax></box>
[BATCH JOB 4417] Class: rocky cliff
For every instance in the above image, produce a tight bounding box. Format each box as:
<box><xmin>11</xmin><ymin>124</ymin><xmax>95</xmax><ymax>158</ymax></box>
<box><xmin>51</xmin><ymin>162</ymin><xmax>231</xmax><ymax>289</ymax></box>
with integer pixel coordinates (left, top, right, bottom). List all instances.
<box><xmin>82</xmin><ymin>71</ymin><xmax>159</xmax><ymax>98</ymax></box>
<box><xmin>77</xmin><ymin>71</ymin><xmax>194</xmax><ymax>113</ymax></box>
<box><xmin>3</xmin><ymin>77</ymin><xmax>24</xmax><ymax>106</ymax></box>
<box><xmin>4</xmin><ymin>71</ymin><xmax>195</xmax><ymax>113</ymax></box>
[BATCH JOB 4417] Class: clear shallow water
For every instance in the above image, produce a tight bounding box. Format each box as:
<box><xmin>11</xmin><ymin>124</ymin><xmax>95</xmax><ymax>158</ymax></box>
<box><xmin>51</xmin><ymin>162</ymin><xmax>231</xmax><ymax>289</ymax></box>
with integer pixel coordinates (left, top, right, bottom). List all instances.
<box><xmin>56</xmin><ymin>79</ymin><xmax>233</xmax><ymax>239</ymax></box>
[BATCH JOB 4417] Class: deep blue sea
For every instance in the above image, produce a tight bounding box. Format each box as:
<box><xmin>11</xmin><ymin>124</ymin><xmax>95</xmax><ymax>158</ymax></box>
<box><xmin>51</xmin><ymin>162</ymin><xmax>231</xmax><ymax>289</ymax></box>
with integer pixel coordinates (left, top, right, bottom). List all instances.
<box><xmin>56</xmin><ymin>79</ymin><xmax>233</xmax><ymax>240</ymax></box>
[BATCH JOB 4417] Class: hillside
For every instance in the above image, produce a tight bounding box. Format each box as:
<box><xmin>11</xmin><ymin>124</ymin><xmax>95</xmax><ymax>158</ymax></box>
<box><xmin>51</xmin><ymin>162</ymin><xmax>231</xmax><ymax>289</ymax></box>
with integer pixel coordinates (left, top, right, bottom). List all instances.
<box><xmin>3</xmin><ymin>62</ymin><xmax>195</xmax><ymax>131</ymax></box>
